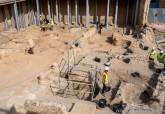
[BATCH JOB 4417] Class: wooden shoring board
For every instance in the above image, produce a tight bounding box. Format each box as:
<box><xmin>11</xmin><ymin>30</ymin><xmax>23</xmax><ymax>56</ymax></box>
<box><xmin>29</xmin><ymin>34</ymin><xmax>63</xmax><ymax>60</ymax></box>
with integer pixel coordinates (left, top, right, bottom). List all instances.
<box><xmin>67</xmin><ymin>79</ymin><xmax>92</xmax><ymax>86</ymax></box>
<box><xmin>10</xmin><ymin>4</ymin><xmax>15</xmax><ymax>28</ymax></box>
<box><xmin>22</xmin><ymin>1</ymin><xmax>28</xmax><ymax>28</ymax></box>
<box><xmin>68</xmin><ymin>72</ymin><xmax>89</xmax><ymax>78</ymax></box>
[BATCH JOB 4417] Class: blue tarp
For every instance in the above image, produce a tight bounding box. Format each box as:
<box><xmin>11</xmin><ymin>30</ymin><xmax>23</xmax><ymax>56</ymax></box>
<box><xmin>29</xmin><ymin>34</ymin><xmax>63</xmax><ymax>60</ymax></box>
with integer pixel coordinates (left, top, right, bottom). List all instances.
<box><xmin>148</xmin><ymin>8</ymin><xmax>165</xmax><ymax>24</ymax></box>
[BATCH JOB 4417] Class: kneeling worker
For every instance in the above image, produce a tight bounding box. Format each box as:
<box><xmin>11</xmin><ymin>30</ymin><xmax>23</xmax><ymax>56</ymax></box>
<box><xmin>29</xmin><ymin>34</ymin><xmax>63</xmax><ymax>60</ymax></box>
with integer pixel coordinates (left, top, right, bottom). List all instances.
<box><xmin>102</xmin><ymin>67</ymin><xmax>109</xmax><ymax>94</ymax></box>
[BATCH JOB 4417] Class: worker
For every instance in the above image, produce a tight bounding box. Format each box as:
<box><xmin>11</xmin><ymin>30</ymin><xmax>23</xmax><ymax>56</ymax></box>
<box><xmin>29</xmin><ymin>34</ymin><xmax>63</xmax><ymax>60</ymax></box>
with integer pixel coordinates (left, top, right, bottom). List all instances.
<box><xmin>40</xmin><ymin>15</ymin><xmax>45</xmax><ymax>25</ymax></box>
<box><xmin>48</xmin><ymin>19</ymin><xmax>54</xmax><ymax>30</ymax></box>
<box><xmin>98</xmin><ymin>24</ymin><xmax>103</xmax><ymax>34</ymax></box>
<box><xmin>157</xmin><ymin>50</ymin><xmax>165</xmax><ymax>64</ymax></box>
<box><xmin>102</xmin><ymin>66</ymin><xmax>109</xmax><ymax>94</ymax></box>
<box><xmin>149</xmin><ymin>47</ymin><xmax>156</xmax><ymax>61</ymax></box>
<box><xmin>40</xmin><ymin>17</ymin><xmax>49</xmax><ymax>31</ymax></box>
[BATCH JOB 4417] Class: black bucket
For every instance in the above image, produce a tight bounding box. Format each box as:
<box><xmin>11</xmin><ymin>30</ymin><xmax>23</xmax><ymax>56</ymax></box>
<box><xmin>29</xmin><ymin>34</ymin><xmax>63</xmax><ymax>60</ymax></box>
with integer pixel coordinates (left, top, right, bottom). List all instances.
<box><xmin>98</xmin><ymin>99</ymin><xmax>107</xmax><ymax>108</ymax></box>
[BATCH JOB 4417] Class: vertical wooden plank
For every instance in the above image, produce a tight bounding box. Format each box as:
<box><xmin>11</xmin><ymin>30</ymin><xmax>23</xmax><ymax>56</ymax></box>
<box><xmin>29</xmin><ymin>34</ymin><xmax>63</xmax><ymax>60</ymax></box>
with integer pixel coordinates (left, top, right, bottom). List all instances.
<box><xmin>86</xmin><ymin>0</ymin><xmax>89</xmax><ymax>29</ymax></box>
<box><xmin>31</xmin><ymin>0</ymin><xmax>35</xmax><ymax>25</ymax></box>
<box><xmin>14</xmin><ymin>1</ymin><xmax>20</xmax><ymax>31</ymax></box>
<box><xmin>22</xmin><ymin>2</ymin><xmax>28</xmax><ymax>27</ymax></box>
<box><xmin>0</xmin><ymin>7</ymin><xmax>4</xmax><ymax>31</ymax></box>
<box><xmin>55</xmin><ymin>0</ymin><xmax>59</xmax><ymax>23</ymax></box>
<box><xmin>36</xmin><ymin>0</ymin><xmax>40</xmax><ymax>25</ymax></box>
<box><xmin>95</xmin><ymin>0</ymin><xmax>98</xmax><ymax>23</ymax></box>
<box><xmin>114</xmin><ymin>0</ymin><xmax>118</xmax><ymax>28</ymax></box>
<box><xmin>75</xmin><ymin>0</ymin><xmax>78</xmax><ymax>25</ymax></box>
<box><xmin>106</xmin><ymin>0</ymin><xmax>110</xmax><ymax>28</ymax></box>
<box><xmin>78</xmin><ymin>0</ymin><xmax>81</xmax><ymax>24</ymax></box>
<box><xmin>50</xmin><ymin>0</ymin><xmax>54</xmax><ymax>20</ymax></box>
<box><xmin>11</xmin><ymin>4</ymin><xmax>15</xmax><ymax>28</ymax></box>
<box><xmin>58</xmin><ymin>0</ymin><xmax>61</xmax><ymax>23</ymax></box>
<box><xmin>48</xmin><ymin>0</ymin><xmax>51</xmax><ymax>20</ymax></box>
<box><xmin>134</xmin><ymin>0</ymin><xmax>139</xmax><ymax>25</ymax></box>
<box><xmin>126</xmin><ymin>0</ymin><xmax>129</xmax><ymax>27</ymax></box>
<box><xmin>27</xmin><ymin>0</ymin><xmax>31</xmax><ymax>26</ymax></box>
<box><xmin>17</xmin><ymin>2</ymin><xmax>21</xmax><ymax>28</ymax></box>
<box><xmin>3</xmin><ymin>5</ymin><xmax>9</xmax><ymax>31</ymax></box>
<box><xmin>67</xmin><ymin>0</ymin><xmax>70</xmax><ymax>25</ymax></box>
<box><xmin>21</xmin><ymin>2</ymin><xmax>26</xmax><ymax>28</ymax></box>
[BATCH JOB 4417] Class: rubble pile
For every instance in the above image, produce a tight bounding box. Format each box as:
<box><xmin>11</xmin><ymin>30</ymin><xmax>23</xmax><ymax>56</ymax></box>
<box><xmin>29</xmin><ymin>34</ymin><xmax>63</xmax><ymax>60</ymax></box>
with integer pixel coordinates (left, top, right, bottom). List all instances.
<box><xmin>153</xmin><ymin>72</ymin><xmax>165</xmax><ymax>98</ymax></box>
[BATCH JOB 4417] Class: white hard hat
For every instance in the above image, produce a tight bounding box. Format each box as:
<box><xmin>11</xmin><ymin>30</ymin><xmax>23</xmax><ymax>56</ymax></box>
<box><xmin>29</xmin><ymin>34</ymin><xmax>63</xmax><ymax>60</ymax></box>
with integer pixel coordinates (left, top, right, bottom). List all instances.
<box><xmin>105</xmin><ymin>67</ymin><xmax>109</xmax><ymax>71</ymax></box>
<box><xmin>152</xmin><ymin>47</ymin><xmax>155</xmax><ymax>50</ymax></box>
<box><xmin>161</xmin><ymin>50</ymin><xmax>164</xmax><ymax>53</ymax></box>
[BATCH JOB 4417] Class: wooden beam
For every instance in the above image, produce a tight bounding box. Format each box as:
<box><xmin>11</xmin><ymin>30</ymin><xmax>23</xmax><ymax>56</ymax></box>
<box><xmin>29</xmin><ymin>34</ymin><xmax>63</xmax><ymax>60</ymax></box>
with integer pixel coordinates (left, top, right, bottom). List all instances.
<box><xmin>75</xmin><ymin>0</ymin><xmax>78</xmax><ymax>25</ymax></box>
<box><xmin>22</xmin><ymin>2</ymin><xmax>28</xmax><ymax>27</ymax></box>
<box><xmin>13</xmin><ymin>1</ymin><xmax>20</xmax><ymax>31</ymax></box>
<box><xmin>67</xmin><ymin>0</ymin><xmax>70</xmax><ymax>25</ymax></box>
<box><xmin>95</xmin><ymin>0</ymin><xmax>98</xmax><ymax>23</ymax></box>
<box><xmin>126</xmin><ymin>0</ymin><xmax>129</xmax><ymax>27</ymax></box>
<box><xmin>106</xmin><ymin>0</ymin><xmax>110</xmax><ymax>28</ymax></box>
<box><xmin>134</xmin><ymin>0</ymin><xmax>139</xmax><ymax>26</ymax></box>
<box><xmin>3</xmin><ymin>6</ymin><xmax>8</xmax><ymax>31</ymax></box>
<box><xmin>114</xmin><ymin>0</ymin><xmax>118</xmax><ymax>28</ymax></box>
<box><xmin>21</xmin><ymin>2</ymin><xmax>26</xmax><ymax>28</ymax></box>
<box><xmin>10</xmin><ymin>4</ymin><xmax>15</xmax><ymax>28</ymax></box>
<box><xmin>50</xmin><ymin>0</ymin><xmax>53</xmax><ymax>20</ymax></box>
<box><xmin>55</xmin><ymin>0</ymin><xmax>59</xmax><ymax>23</ymax></box>
<box><xmin>58</xmin><ymin>0</ymin><xmax>61</xmax><ymax>23</ymax></box>
<box><xmin>36</xmin><ymin>0</ymin><xmax>40</xmax><ymax>25</ymax></box>
<box><xmin>48</xmin><ymin>0</ymin><xmax>51</xmax><ymax>20</ymax></box>
<box><xmin>86</xmin><ymin>0</ymin><xmax>89</xmax><ymax>29</ymax></box>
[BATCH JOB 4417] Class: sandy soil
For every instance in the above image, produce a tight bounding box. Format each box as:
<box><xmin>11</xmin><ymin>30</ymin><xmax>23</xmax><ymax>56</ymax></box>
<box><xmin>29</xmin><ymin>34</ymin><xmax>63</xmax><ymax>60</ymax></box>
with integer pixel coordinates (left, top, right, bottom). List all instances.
<box><xmin>0</xmin><ymin>26</ymin><xmax>83</xmax><ymax>102</ymax></box>
<box><xmin>0</xmin><ymin>25</ymin><xmax>160</xmax><ymax>114</ymax></box>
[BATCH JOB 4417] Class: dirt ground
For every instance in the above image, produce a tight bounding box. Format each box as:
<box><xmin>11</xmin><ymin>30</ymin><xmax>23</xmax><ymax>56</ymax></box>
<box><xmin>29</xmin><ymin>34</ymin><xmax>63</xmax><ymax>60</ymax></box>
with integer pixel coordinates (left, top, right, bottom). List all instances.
<box><xmin>0</xmin><ymin>25</ymin><xmax>164</xmax><ymax>114</ymax></box>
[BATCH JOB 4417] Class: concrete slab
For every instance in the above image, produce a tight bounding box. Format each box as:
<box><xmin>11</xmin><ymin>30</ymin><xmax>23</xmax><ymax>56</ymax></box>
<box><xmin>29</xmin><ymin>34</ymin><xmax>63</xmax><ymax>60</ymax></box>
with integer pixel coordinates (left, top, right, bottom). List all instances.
<box><xmin>95</xmin><ymin>107</ymin><xmax>116</xmax><ymax>114</ymax></box>
<box><xmin>68</xmin><ymin>101</ymin><xmax>96</xmax><ymax>114</ymax></box>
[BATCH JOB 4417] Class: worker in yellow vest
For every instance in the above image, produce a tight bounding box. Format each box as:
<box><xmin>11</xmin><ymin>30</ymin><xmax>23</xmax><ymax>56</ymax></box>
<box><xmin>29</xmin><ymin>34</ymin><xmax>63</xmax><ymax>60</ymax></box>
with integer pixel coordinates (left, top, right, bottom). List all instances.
<box><xmin>48</xmin><ymin>19</ymin><xmax>54</xmax><ymax>30</ymax></box>
<box><xmin>40</xmin><ymin>15</ymin><xmax>45</xmax><ymax>25</ymax></box>
<box><xmin>157</xmin><ymin>50</ymin><xmax>165</xmax><ymax>64</ymax></box>
<box><xmin>149</xmin><ymin>47</ymin><xmax>156</xmax><ymax>61</ymax></box>
<box><xmin>102</xmin><ymin>66</ymin><xmax>109</xmax><ymax>94</ymax></box>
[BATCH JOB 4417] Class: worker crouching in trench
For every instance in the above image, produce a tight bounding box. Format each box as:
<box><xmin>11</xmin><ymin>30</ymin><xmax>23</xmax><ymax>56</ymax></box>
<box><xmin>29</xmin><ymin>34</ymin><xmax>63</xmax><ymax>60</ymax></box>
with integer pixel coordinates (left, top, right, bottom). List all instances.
<box><xmin>40</xmin><ymin>15</ymin><xmax>54</xmax><ymax>31</ymax></box>
<box><xmin>101</xmin><ymin>67</ymin><xmax>111</xmax><ymax>94</ymax></box>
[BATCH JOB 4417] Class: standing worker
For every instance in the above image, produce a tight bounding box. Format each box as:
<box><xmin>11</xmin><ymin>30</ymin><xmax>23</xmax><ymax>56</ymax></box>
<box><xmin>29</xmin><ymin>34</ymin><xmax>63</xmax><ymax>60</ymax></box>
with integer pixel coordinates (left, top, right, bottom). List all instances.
<box><xmin>157</xmin><ymin>50</ymin><xmax>165</xmax><ymax>67</ymax></box>
<box><xmin>149</xmin><ymin>47</ymin><xmax>156</xmax><ymax>61</ymax></box>
<box><xmin>102</xmin><ymin>66</ymin><xmax>109</xmax><ymax>94</ymax></box>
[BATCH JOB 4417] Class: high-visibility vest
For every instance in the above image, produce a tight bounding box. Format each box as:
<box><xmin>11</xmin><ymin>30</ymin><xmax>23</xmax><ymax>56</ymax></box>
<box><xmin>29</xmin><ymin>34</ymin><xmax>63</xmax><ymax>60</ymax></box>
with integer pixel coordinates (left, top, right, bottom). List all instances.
<box><xmin>149</xmin><ymin>50</ymin><xmax>156</xmax><ymax>60</ymax></box>
<box><xmin>157</xmin><ymin>53</ymin><xmax>164</xmax><ymax>63</ymax></box>
<box><xmin>102</xmin><ymin>72</ymin><xmax>109</xmax><ymax>84</ymax></box>
<box><xmin>50</xmin><ymin>20</ymin><xmax>54</xmax><ymax>26</ymax></box>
